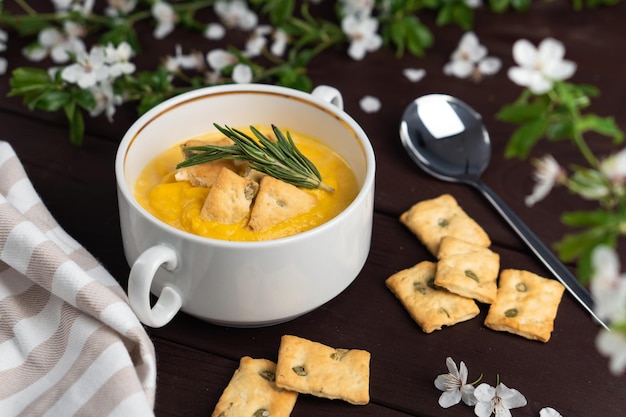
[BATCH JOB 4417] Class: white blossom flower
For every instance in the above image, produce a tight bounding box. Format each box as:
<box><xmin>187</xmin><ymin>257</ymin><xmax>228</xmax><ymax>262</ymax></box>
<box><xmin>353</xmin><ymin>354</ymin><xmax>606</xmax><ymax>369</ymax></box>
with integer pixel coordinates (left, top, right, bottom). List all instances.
<box><xmin>403</xmin><ymin>68</ymin><xmax>426</xmax><ymax>83</ymax></box>
<box><xmin>152</xmin><ymin>1</ymin><xmax>177</xmax><ymax>39</ymax></box>
<box><xmin>204</xmin><ymin>23</ymin><xmax>226</xmax><ymax>40</ymax></box>
<box><xmin>89</xmin><ymin>80</ymin><xmax>123</xmax><ymax>121</ymax></box>
<box><xmin>465</xmin><ymin>0</ymin><xmax>482</xmax><ymax>7</ymax></box>
<box><xmin>271</xmin><ymin>29</ymin><xmax>289</xmax><ymax>57</ymax></box>
<box><xmin>474</xmin><ymin>382</ymin><xmax>527</xmax><ymax>417</ymax></box>
<box><xmin>590</xmin><ymin>245</ymin><xmax>626</xmax><ymax>324</ymax></box>
<box><xmin>165</xmin><ymin>45</ymin><xmax>204</xmax><ymax>72</ymax></box>
<box><xmin>596</xmin><ymin>329</ymin><xmax>626</xmax><ymax>375</ymax></box>
<box><xmin>444</xmin><ymin>32</ymin><xmax>501</xmax><ymax>81</ymax></box>
<box><xmin>244</xmin><ymin>26</ymin><xmax>271</xmax><ymax>58</ymax></box>
<box><xmin>341</xmin><ymin>0</ymin><xmax>375</xmax><ymax>18</ymax></box>
<box><xmin>24</xmin><ymin>23</ymin><xmax>86</xmax><ymax>63</ymax></box>
<box><xmin>359</xmin><ymin>95</ymin><xmax>381</xmax><ymax>113</ymax></box>
<box><xmin>104</xmin><ymin>42</ymin><xmax>135</xmax><ymax>77</ymax></box>
<box><xmin>53</xmin><ymin>0</ymin><xmax>94</xmax><ymax>16</ymax></box>
<box><xmin>232</xmin><ymin>63</ymin><xmax>252</xmax><ymax>84</ymax></box>
<box><xmin>434</xmin><ymin>357</ymin><xmax>477</xmax><ymax>408</ymax></box>
<box><xmin>508</xmin><ymin>38</ymin><xmax>577</xmax><ymax>95</ymax></box>
<box><xmin>341</xmin><ymin>14</ymin><xmax>382</xmax><ymax>60</ymax></box>
<box><xmin>206</xmin><ymin>49</ymin><xmax>237</xmax><ymax>72</ymax></box>
<box><xmin>61</xmin><ymin>46</ymin><xmax>109</xmax><ymax>89</ymax></box>
<box><xmin>540</xmin><ymin>407</ymin><xmax>563</xmax><ymax>417</ymax></box>
<box><xmin>525</xmin><ymin>154</ymin><xmax>565</xmax><ymax>206</ymax></box>
<box><xmin>600</xmin><ymin>148</ymin><xmax>626</xmax><ymax>185</ymax></box>
<box><xmin>214</xmin><ymin>0</ymin><xmax>258</xmax><ymax>31</ymax></box>
<box><xmin>105</xmin><ymin>0</ymin><xmax>137</xmax><ymax>17</ymax></box>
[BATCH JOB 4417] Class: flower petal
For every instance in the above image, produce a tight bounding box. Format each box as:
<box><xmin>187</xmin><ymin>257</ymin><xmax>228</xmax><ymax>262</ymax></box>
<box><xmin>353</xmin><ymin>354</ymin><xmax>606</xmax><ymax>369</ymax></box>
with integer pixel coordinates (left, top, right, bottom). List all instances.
<box><xmin>596</xmin><ymin>329</ymin><xmax>626</xmax><ymax>375</ymax></box>
<box><xmin>461</xmin><ymin>384</ymin><xmax>477</xmax><ymax>406</ymax></box>
<box><xmin>473</xmin><ymin>383</ymin><xmax>495</xmax><ymax>401</ymax></box>
<box><xmin>403</xmin><ymin>68</ymin><xmax>426</xmax><ymax>82</ymax></box>
<box><xmin>474</xmin><ymin>400</ymin><xmax>494</xmax><ymax>417</ymax></box>
<box><xmin>434</xmin><ymin>374</ymin><xmax>448</xmax><ymax>391</ymax></box>
<box><xmin>538</xmin><ymin>38</ymin><xmax>565</xmax><ymax>63</ymax></box>
<box><xmin>438</xmin><ymin>390</ymin><xmax>462</xmax><ymax>408</ymax></box>
<box><xmin>497</xmin><ymin>383</ymin><xmax>527</xmax><ymax>409</ymax></box>
<box><xmin>528</xmin><ymin>72</ymin><xmax>553</xmax><ymax>94</ymax></box>
<box><xmin>479</xmin><ymin>57</ymin><xmax>502</xmax><ymax>75</ymax></box>
<box><xmin>359</xmin><ymin>95</ymin><xmax>381</xmax><ymax>113</ymax></box>
<box><xmin>232</xmin><ymin>63</ymin><xmax>252</xmax><ymax>83</ymax></box>
<box><xmin>512</xmin><ymin>39</ymin><xmax>537</xmax><ymax>67</ymax></box>
<box><xmin>544</xmin><ymin>59</ymin><xmax>577</xmax><ymax>81</ymax></box>
<box><xmin>540</xmin><ymin>407</ymin><xmax>563</xmax><ymax>417</ymax></box>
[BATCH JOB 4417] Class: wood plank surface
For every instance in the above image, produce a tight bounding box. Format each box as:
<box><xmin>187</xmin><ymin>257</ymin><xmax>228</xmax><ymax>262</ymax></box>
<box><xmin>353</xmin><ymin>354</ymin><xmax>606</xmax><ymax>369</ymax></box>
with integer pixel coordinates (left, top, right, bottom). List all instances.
<box><xmin>2</xmin><ymin>1</ymin><xmax>625</xmax><ymax>416</ymax></box>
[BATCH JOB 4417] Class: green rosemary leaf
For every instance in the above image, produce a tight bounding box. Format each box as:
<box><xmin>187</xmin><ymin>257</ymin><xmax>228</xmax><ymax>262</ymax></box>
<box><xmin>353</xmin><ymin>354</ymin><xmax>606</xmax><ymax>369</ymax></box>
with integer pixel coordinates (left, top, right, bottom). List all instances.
<box><xmin>176</xmin><ymin>123</ymin><xmax>334</xmax><ymax>192</ymax></box>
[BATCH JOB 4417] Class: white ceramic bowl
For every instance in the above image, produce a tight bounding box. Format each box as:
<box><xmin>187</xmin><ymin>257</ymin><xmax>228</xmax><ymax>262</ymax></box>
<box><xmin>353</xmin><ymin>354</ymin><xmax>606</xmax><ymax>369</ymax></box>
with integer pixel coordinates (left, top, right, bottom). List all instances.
<box><xmin>115</xmin><ymin>84</ymin><xmax>375</xmax><ymax>327</ymax></box>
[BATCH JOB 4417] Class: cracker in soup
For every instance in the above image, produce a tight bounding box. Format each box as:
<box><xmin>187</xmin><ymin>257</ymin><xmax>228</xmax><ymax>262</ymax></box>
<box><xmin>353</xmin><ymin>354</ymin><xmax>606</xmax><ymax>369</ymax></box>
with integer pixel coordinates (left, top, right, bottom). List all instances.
<box><xmin>200</xmin><ymin>167</ymin><xmax>259</xmax><ymax>224</ymax></box>
<box><xmin>248</xmin><ymin>176</ymin><xmax>317</xmax><ymax>232</ymax></box>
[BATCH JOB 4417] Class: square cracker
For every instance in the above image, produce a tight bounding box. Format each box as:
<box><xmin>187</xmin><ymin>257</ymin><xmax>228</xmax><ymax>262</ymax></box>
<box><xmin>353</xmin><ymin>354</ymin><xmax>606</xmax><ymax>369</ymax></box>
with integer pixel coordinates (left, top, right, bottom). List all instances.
<box><xmin>386</xmin><ymin>261</ymin><xmax>480</xmax><ymax>333</ymax></box>
<box><xmin>248</xmin><ymin>176</ymin><xmax>317</xmax><ymax>232</ymax></box>
<box><xmin>201</xmin><ymin>167</ymin><xmax>259</xmax><ymax>224</ymax></box>
<box><xmin>211</xmin><ymin>356</ymin><xmax>298</xmax><ymax>417</ymax></box>
<box><xmin>435</xmin><ymin>236</ymin><xmax>500</xmax><ymax>304</ymax></box>
<box><xmin>275</xmin><ymin>335</ymin><xmax>370</xmax><ymax>405</ymax></box>
<box><xmin>399</xmin><ymin>194</ymin><xmax>491</xmax><ymax>255</ymax></box>
<box><xmin>484</xmin><ymin>269</ymin><xmax>565</xmax><ymax>342</ymax></box>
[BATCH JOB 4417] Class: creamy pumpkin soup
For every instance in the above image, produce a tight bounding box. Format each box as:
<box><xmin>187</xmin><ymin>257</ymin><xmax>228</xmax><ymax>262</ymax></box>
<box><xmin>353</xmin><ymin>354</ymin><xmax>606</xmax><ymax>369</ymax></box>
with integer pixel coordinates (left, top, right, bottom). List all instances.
<box><xmin>134</xmin><ymin>126</ymin><xmax>359</xmax><ymax>241</ymax></box>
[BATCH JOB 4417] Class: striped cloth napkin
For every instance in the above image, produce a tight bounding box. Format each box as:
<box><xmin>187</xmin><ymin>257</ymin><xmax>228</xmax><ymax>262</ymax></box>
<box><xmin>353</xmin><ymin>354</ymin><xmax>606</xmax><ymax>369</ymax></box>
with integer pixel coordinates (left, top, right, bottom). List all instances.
<box><xmin>0</xmin><ymin>141</ymin><xmax>156</xmax><ymax>417</ymax></box>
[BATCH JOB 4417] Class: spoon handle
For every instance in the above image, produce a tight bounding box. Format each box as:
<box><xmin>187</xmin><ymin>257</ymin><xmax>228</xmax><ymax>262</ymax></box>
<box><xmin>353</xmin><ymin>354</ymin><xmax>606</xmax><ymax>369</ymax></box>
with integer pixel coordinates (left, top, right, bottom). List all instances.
<box><xmin>473</xmin><ymin>180</ymin><xmax>609</xmax><ymax>330</ymax></box>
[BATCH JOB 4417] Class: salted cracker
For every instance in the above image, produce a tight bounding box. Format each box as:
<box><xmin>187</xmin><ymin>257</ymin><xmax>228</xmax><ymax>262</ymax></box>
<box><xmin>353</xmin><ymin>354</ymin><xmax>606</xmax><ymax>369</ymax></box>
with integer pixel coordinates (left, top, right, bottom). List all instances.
<box><xmin>484</xmin><ymin>269</ymin><xmax>565</xmax><ymax>342</ymax></box>
<box><xmin>385</xmin><ymin>261</ymin><xmax>480</xmax><ymax>333</ymax></box>
<box><xmin>212</xmin><ymin>356</ymin><xmax>298</xmax><ymax>417</ymax></box>
<box><xmin>275</xmin><ymin>335</ymin><xmax>370</xmax><ymax>405</ymax></box>
<box><xmin>434</xmin><ymin>236</ymin><xmax>500</xmax><ymax>304</ymax></box>
<box><xmin>176</xmin><ymin>138</ymin><xmax>237</xmax><ymax>188</ymax></box>
<box><xmin>200</xmin><ymin>167</ymin><xmax>259</xmax><ymax>224</ymax></box>
<box><xmin>248</xmin><ymin>176</ymin><xmax>317</xmax><ymax>232</ymax></box>
<box><xmin>399</xmin><ymin>194</ymin><xmax>491</xmax><ymax>255</ymax></box>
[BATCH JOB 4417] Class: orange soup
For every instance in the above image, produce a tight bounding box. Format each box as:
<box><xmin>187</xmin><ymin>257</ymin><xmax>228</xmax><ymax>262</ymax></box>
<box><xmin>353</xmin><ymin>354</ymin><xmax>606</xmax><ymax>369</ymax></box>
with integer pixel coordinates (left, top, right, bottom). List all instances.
<box><xmin>134</xmin><ymin>127</ymin><xmax>359</xmax><ymax>241</ymax></box>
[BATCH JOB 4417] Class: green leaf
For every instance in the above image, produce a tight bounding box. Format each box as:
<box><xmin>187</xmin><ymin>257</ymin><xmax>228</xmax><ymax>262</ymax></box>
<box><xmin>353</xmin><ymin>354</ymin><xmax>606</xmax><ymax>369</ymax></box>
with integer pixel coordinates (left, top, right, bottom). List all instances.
<box><xmin>577</xmin><ymin>114</ymin><xmax>624</xmax><ymax>143</ymax></box>
<box><xmin>509</xmin><ymin>0</ymin><xmax>531</xmax><ymax>11</ymax></box>
<box><xmin>404</xmin><ymin>16</ymin><xmax>433</xmax><ymax>56</ymax></box>
<box><xmin>8</xmin><ymin>67</ymin><xmax>53</xmax><ymax>93</ymax></box>
<box><xmin>561</xmin><ymin>210</ymin><xmax>613</xmax><ymax>227</ymax></box>
<box><xmin>546</xmin><ymin>118</ymin><xmax>574</xmax><ymax>140</ymax></box>
<box><xmin>504</xmin><ymin>118</ymin><xmax>549</xmax><ymax>159</ymax></box>
<box><xmin>554</xmin><ymin>227</ymin><xmax>613</xmax><ymax>262</ymax></box>
<box><xmin>387</xmin><ymin>15</ymin><xmax>432</xmax><ymax>57</ymax></box>
<box><xmin>451</xmin><ymin>4</ymin><xmax>474</xmax><ymax>30</ymax></box>
<box><xmin>33</xmin><ymin>90</ymin><xmax>71</xmax><ymax>111</ymax></box>
<box><xmin>64</xmin><ymin>102</ymin><xmax>85</xmax><ymax>147</ymax></box>
<box><xmin>73</xmin><ymin>88</ymin><xmax>97</xmax><ymax>111</ymax></box>
<box><xmin>496</xmin><ymin>102</ymin><xmax>547</xmax><ymax>123</ymax></box>
<box><xmin>251</xmin><ymin>0</ymin><xmax>294</xmax><ymax>25</ymax></box>
<box><xmin>489</xmin><ymin>0</ymin><xmax>511</xmax><ymax>12</ymax></box>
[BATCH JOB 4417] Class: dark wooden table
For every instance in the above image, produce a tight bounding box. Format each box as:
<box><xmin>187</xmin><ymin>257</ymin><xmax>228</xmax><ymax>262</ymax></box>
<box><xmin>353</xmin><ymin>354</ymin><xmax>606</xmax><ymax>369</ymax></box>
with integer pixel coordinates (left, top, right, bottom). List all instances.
<box><xmin>2</xmin><ymin>2</ymin><xmax>625</xmax><ymax>416</ymax></box>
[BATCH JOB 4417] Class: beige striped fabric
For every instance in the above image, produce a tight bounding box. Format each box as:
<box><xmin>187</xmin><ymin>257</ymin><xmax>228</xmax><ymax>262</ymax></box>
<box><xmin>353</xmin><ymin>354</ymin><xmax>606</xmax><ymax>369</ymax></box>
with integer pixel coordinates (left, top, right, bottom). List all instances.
<box><xmin>0</xmin><ymin>141</ymin><xmax>156</xmax><ymax>416</ymax></box>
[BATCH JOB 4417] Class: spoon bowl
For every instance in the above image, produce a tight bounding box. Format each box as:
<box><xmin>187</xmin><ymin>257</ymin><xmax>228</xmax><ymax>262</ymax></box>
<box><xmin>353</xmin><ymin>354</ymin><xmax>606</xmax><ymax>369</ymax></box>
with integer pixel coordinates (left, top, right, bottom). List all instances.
<box><xmin>400</xmin><ymin>94</ymin><xmax>490</xmax><ymax>185</ymax></box>
<box><xmin>400</xmin><ymin>93</ymin><xmax>607</xmax><ymax>329</ymax></box>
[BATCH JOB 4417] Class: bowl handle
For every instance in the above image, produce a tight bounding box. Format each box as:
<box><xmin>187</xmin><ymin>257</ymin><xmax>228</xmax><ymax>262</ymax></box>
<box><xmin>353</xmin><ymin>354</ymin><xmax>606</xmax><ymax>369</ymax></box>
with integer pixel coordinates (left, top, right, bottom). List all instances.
<box><xmin>128</xmin><ymin>244</ymin><xmax>182</xmax><ymax>328</ymax></box>
<box><xmin>311</xmin><ymin>85</ymin><xmax>344</xmax><ymax>111</ymax></box>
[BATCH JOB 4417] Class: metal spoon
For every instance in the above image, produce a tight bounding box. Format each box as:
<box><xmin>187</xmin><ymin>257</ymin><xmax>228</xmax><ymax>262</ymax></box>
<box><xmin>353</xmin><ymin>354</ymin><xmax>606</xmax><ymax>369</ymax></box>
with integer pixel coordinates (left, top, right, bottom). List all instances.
<box><xmin>400</xmin><ymin>93</ymin><xmax>608</xmax><ymax>330</ymax></box>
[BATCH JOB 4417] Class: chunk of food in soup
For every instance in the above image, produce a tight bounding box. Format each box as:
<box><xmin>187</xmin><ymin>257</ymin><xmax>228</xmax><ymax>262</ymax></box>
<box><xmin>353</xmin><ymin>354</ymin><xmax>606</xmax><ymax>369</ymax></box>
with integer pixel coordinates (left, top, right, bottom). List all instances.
<box><xmin>134</xmin><ymin>126</ymin><xmax>359</xmax><ymax>241</ymax></box>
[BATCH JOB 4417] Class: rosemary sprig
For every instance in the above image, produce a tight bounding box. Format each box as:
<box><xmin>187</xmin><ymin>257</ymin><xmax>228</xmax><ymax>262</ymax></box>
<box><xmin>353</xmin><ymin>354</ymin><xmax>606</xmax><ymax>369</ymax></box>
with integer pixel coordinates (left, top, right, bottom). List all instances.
<box><xmin>176</xmin><ymin>124</ymin><xmax>334</xmax><ymax>192</ymax></box>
